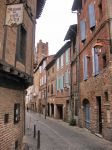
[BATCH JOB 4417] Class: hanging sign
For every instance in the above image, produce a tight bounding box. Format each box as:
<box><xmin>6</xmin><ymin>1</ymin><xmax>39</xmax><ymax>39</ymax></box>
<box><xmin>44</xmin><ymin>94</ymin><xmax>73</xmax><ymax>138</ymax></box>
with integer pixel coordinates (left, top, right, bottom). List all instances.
<box><xmin>5</xmin><ymin>4</ymin><xmax>23</xmax><ymax>26</ymax></box>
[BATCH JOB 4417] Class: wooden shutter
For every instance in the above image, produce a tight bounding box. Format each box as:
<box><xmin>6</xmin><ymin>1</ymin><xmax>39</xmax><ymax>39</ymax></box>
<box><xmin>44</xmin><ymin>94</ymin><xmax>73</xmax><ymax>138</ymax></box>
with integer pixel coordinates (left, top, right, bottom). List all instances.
<box><xmin>83</xmin><ymin>55</ymin><xmax>88</xmax><ymax>80</ymax></box>
<box><xmin>61</xmin><ymin>55</ymin><xmax>63</xmax><ymax>67</ymax></box>
<box><xmin>94</xmin><ymin>48</ymin><xmax>99</xmax><ymax>75</ymax></box>
<box><xmin>92</xmin><ymin>48</ymin><xmax>99</xmax><ymax>76</ymax></box>
<box><xmin>57</xmin><ymin>59</ymin><xmax>59</xmax><ymax>70</ymax></box>
<box><xmin>88</xmin><ymin>3</ymin><xmax>96</xmax><ymax>28</ymax></box>
<box><xmin>80</xmin><ymin>20</ymin><xmax>86</xmax><ymax>41</ymax></box>
<box><xmin>92</xmin><ymin>48</ymin><xmax>95</xmax><ymax>75</ymax></box>
<box><xmin>56</xmin><ymin>77</ymin><xmax>58</xmax><ymax>90</ymax></box>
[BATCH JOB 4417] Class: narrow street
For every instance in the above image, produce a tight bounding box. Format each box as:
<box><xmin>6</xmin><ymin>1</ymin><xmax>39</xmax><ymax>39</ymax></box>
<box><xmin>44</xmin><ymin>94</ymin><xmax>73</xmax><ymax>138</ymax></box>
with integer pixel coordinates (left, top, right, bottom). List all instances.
<box><xmin>23</xmin><ymin>111</ymin><xmax>112</xmax><ymax>150</ymax></box>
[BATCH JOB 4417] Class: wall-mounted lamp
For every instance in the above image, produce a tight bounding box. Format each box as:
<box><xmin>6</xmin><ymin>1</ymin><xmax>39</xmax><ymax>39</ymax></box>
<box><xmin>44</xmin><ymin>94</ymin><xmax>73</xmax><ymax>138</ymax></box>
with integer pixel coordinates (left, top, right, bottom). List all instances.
<box><xmin>94</xmin><ymin>42</ymin><xmax>103</xmax><ymax>54</ymax></box>
<box><xmin>94</xmin><ymin>38</ymin><xmax>112</xmax><ymax>54</ymax></box>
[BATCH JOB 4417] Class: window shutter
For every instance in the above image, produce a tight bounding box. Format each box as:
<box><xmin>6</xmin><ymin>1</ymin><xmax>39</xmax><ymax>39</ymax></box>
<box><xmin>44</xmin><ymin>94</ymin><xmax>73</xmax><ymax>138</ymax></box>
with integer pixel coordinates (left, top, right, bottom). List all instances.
<box><xmin>56</xmin><ymin>77</ymin><xmax>58</xmax><ymax>90</ymax></box>
<box><xmin>60</xmin><ymin>75</ymin><xmax>64</xmax><ymax>89</ymax></box>
<box><xmin>92</xmin><ymin>48</ymin><xmax>95</xmax><ymax>75</ymax></box>
<box><xmin>80</xmin><ymin>20</ymin><xmax>86</xmax><ymax>41</ymax></box>
<box><xmin>83</xmin><ymin>55</ymin><xmax>88</xmax><ymax>80</ymax></box>
<box><xmin>94</xmin><ymin>48</ymin><xmax>99</xmax><ymax>75</ymax></box>
<box><xmin>88</xmin><ymin>3</ymin><xmax>96</xmax><ymax>28</ymax></box>
<box><xmin>66</xmin><ymin>49</ymin><xmax>69</xmax><ymax>64</ymax></box>
<box><xmin>61</xmin><ymin>55</ymin><xmax>63</xmax><ymax>67</ymax></box>
<box><xmin>57</xmin><ymin>59</ymin><xmax>59</xmax><ymax>70</ymax></box>
<box><xmin>92</xmin><ymin>48</ymin><xmax>99</xmax><ymax>76</ymax></box>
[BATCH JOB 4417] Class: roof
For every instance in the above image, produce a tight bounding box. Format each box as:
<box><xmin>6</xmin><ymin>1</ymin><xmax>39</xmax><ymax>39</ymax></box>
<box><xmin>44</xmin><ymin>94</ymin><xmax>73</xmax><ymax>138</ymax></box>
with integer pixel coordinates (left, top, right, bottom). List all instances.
<box><xmin>34</xmin><ymin>56</ymin><xmax>47</xmax><ymax>73</ymax></box>
<box><xmin>55</xmin><ymin>41</ymin><xmax>71</xmax><ymax>59</ymax></box>
<box><xmin>34</xmin><ymin>55</ymin><xmax>54</xmax><ymax>73</ymax></box>
<box><xmin>46</xmin><ymin>42</ymin><xmax>71</xmax><ymax>70</ymax></box>
<box><xmin>64</xmin><ymin>24</ymin><xmax>77</xmax><ymax>41</ymax></box>
<box><xmin>72</xmin><ymin>0</ymin><xmax>82</xmax><ymax>11</ymax></box>
<box><xmin>46</xmin><ymin>57</ymin><xmax>56</xmax><ymax>70</ymax></box>
<box><xmin>36</xmin><ymin>0</ymin><xmax>46</xmax><ymax>19</ymax></box>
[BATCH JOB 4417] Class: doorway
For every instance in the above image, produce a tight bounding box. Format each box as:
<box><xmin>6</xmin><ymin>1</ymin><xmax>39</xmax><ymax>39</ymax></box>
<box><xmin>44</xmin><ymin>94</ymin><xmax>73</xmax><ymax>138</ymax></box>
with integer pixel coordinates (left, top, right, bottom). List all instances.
<box><xmin>57</xmin><ymin>105</ymin><xmax>63</xmax><ymax>119</ymax></box>
<box><xmin>83</xmin><ymin>99</ymin><xmax>90</xmax><ymax>129</ymax></box>
<box><xmin>96</xmin><ymin>96</ymin><xmax>102</xmax><ymax>134</ymax></box>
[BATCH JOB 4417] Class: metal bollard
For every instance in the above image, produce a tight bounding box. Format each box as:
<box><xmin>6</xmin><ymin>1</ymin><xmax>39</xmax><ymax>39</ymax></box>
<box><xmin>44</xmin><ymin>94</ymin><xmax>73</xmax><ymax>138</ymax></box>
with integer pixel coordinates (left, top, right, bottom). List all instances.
<box><xmin>37</xmin><ymin>130</ymin><xmax>40</xmax><ymax>149</ymax></box>
<box><xmin>33</xmin><ymin>124</ymin><xmax>36</xmax><ymax>138</ymax></box>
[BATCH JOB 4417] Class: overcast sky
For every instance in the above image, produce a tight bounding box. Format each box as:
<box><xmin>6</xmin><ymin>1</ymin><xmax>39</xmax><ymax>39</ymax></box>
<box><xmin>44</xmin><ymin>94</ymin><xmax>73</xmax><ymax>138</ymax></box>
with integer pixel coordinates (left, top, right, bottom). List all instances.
<box><xmin>35</xmin><ymin>0</ymin><xmax>77</xmax><ymax>55</ymax></box>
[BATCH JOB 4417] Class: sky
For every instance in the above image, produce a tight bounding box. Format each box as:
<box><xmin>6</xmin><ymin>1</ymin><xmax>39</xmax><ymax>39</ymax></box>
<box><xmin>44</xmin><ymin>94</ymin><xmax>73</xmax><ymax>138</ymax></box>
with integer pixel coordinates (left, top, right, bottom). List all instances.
<box><xmin>35</xmin><ymin>0</ymin><xmax>77</xmax><ymax>55</ymax></box>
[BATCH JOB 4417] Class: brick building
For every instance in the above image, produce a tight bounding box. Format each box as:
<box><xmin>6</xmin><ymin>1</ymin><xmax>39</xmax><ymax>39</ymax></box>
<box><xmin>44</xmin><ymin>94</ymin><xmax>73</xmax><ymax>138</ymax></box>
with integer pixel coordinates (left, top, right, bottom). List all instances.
<box><xmin>46</xmin><ymin>41</ymin><xmax>71</xmax><ymax>121</ymax></box>
<box><xmin>64</xmin><ymin>24</ymin><xmax>79</xmax><ymax>123</ymax></box>
<box><xmin>72</xmin><ymin>0</ymin><xmax>112</xmax><ymax>141</ymax></box>
<box><xmin>0</xmin><ymin>0</ymin><xmax>46</xmax><ymax>149</ymax></box>
<box><xmin>46</xmin><ymin>57</ymin><xmax>56</xmax><ymax>118</ymax></box>
<box><xmin>33</xmin><ymin>40</ymin><xmax>54</xmax><ymax>115</ymax></box>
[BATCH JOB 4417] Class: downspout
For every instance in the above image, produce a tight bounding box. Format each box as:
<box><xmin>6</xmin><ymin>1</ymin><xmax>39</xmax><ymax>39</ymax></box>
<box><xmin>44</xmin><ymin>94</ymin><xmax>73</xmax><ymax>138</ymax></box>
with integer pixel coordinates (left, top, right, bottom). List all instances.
<box><xmin>45</xmin><ymin>67</ymin><xmax>47</xmax><ymax>119</ymax></box>
<box><xmin>70</xmin><ymin>41</ymin><xmax>74</xmax><ymax>120</ymax></box>
<box><xmin>106</xmin><ymin>0</ymin><xmax>112</xmax><ymax>54</ymax></box>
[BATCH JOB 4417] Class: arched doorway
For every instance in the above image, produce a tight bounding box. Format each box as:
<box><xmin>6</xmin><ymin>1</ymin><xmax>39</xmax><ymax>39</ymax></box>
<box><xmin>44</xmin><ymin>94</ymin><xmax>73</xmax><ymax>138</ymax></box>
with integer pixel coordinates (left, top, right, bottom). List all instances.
<box><xmin>83</xmin><ymin>99</ymin><xmax>90</xmax><ymax>129</ymax></box>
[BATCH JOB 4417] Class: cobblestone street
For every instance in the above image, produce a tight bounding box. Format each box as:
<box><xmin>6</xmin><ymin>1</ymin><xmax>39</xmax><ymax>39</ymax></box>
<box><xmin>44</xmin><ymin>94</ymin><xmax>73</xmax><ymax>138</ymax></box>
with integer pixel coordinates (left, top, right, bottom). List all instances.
<box><xmin>23</xmin><ymin>111</ymin><xmax>112</xmax><ymax>150</ymax></box>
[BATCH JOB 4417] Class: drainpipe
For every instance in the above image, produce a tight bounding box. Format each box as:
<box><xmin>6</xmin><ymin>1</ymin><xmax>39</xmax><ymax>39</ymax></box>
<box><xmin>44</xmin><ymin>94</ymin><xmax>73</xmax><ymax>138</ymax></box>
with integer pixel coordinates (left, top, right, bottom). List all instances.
<box><xmin>70</xmin><ymin>42</ymin><xmax>74</xmax><ymax>120</ymax></box>
<box><xmin>106</xmin><ymin>0</ymin><xmax>112</xmax><ymax>55</ymax></box>
<box><xmin>45</xmin><ymin>68</ymin><xmax>47</xmax><ymax>119</ymax></box>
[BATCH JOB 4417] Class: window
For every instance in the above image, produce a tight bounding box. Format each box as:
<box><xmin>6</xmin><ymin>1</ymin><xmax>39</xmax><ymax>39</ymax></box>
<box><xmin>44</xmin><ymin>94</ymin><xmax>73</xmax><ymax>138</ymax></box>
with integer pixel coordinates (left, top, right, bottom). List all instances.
<box><xmin>66</xmin><ymin>49</ymin><xmax>69</xmax><ymax>64</ymax></box>
<box><xmin>39</xmin><ymin>66</ymin><xmax>42</xmax><ymax>73</ymax></box>
<box><xmin>43</xmin><ymin>61</ymin><xmax>46</xmax><ymax>69</ymax></box>
<box><xmin>75</xmin><ymin>99</ymin><xmax>78</xmax><ymax>116</ymax></box>
<box><xmin>105</xmin><ymin>91</ymin><xmax>109</xmax><ymax>101</ymax></box>
<box><xmin>14</xmin><ymin>103</ymin><xmax>20</xmax><ymax>124</ymax></box>
<box><xmin>88</xmin><ymin>3</ymin><xmax>96</xmax><ymax>29</ymax></box>
<box><xmin>52</xmin><ymin>67</ymin><xmax>54</xmax><ymax>73</ymax></box>
<box><xmin>40</xmin><ymin>78</ymin><xmax>41</xmax><ymax>86</ymax></box>
<box><xmin>102</xmin><ymin>54</ymin><xmax>107</xmax><ymax>68</ymax></box>
<box><xmin>15</xmin><ymin>140</ymin><xmax>18</xmax><ymax>150</ymax></box>
<box><xmin>44</xmin><ymin>90</ymin><xmax>46</xmax><ymax>98</ymax></box>
<box><xmin>4</xmin><ymin>114</ymin><xmax>9</xmax><ymax>124</ymax></box>
<box><xmin>61</xmin><ymin>54</ymin><xmax>63</xmax><ymax>67</ymax></box>
<box><xmin>64</xmin><ymin>71</ymin><xmax>70</xmax><ymax>88</ymax></box>
<box><xmin>51</xmin><ymin>84</ymin><xmax>53</xmax><ymax>94</ymax></box>
<box><xmin>48</xmin><ymin>85</ymin><xmax>49</xmax><ymax>92</ymax></box>
<box><xmin>92</xmin><ymin>48</ymin><xmax>99</xmax><ymax>76</ymax></box>
<box><xmin>60</xmin><ymin>75</ymin><xmax>64</xmax><ymax>90</ymax></box>
<box><xmin>83</xmin><ymin>55</ymin><xmax>88</xmax><ymax>80</ymax></box>
<box><xmin>16</xmin><ymin>25</ymin><xmax>27</xmax><ymax>64</ymax></box>
<box><xmin>56</xmin><ymin>77</ymin><xmax>59</xmax><ymax>91</ymax></box>
<box><xmin>80</xmin><ymin>20</ymin><xmax>86</xmax><ymax>42</ymax></box>
<box><xmin>57</xmin><ymin>58</ymin><xmax>59</xmax><ymax>70</ymax></box>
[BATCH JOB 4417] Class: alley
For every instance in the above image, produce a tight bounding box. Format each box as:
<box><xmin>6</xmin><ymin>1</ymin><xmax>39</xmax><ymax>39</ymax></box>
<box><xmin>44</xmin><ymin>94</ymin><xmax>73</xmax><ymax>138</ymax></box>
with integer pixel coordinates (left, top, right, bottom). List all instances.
<box><xmin>23</xmin><ymin>111</ymin><xmax>112</xmax><ymax>150</ymax></box>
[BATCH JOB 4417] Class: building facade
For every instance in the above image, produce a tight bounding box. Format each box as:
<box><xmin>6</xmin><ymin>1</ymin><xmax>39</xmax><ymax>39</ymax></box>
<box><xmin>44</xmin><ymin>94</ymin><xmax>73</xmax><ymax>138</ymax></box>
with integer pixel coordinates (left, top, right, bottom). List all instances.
<box><xmin>64</xmin><ymin>24</ymin><xmax>79</xmax><ymax>124</ymax></box>
<box><xmin>72</xmin><ymin>0</ymin><xmax>112</xmax><ymax>141</ymax></box>
<box><xmin>46</xmin><ymin>57</ymin><xmax>56</xmax><ymax>118</ymax></box>
<box><xmin>45</xmin><ymin>42</ymin><xmax>71</xmax><ymax>121</ymax></box>
<box><xmin>0</xmin><ymin>0</ymin><xmax>46</xmax><ymax>149</ymax></box>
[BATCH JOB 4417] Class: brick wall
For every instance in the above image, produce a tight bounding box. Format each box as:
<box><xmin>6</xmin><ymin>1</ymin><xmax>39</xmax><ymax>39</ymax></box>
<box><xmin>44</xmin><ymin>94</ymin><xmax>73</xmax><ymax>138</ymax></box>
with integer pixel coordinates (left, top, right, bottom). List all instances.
<box><xmin>0</xmin><ymin>80</ymin><xmax>25</xmax><ymax>149</ymax></box>
<box><xmin>77</xmin><ymin>0</ymin><xmax>112</xmax><ymax>141</ymax></box>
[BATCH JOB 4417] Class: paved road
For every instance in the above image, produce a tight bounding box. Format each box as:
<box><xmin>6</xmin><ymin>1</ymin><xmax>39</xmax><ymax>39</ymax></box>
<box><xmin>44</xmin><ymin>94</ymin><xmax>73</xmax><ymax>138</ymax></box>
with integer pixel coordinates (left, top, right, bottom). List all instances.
<box><xmin>24</xmin><ymin>111</ymin><xmax>112</xmax><ymax>150</ymax></box>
